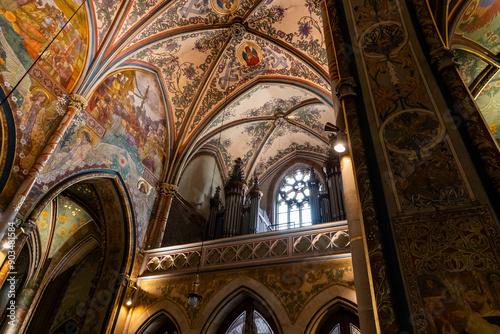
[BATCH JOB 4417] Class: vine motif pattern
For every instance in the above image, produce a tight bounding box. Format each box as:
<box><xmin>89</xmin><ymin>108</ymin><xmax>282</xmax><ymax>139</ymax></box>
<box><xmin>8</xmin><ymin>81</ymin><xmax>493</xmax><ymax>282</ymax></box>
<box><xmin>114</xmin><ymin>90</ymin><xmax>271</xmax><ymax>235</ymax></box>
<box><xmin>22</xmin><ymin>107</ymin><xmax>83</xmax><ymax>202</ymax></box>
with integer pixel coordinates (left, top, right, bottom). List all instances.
<box><xmin>394</xmin><ymin>206</ymin><xmax>500</xmax><ymax>334</ymax></box>
<box><xmin>351</xmin><ymin>0</ymin><xmax>471</xmax><ymax>212</ymax></box>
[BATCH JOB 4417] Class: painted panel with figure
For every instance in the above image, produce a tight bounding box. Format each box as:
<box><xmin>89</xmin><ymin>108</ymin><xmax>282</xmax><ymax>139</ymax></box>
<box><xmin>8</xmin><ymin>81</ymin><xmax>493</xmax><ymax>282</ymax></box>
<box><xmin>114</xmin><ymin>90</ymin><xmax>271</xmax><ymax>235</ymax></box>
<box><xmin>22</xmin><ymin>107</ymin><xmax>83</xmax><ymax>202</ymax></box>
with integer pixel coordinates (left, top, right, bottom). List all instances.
<box><xmin>27</xmin><ymin>70</ymin><xmax>168</xmax><ymax>248</ymax></box>
<box><xmin>0</xmin><ymin>0</ymin><xmax>88</xmax><ymax>210</ymax></box>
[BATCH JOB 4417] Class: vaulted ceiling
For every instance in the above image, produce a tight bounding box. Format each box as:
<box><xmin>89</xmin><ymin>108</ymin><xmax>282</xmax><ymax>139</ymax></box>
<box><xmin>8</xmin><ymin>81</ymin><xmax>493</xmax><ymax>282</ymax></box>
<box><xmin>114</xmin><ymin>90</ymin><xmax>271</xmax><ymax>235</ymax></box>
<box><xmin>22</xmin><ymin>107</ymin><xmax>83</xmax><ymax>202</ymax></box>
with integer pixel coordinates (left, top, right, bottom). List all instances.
<box><xmin>77</xmin><ymin>0</ymin><xmax>337</xmax><ymax>183</ymax></box>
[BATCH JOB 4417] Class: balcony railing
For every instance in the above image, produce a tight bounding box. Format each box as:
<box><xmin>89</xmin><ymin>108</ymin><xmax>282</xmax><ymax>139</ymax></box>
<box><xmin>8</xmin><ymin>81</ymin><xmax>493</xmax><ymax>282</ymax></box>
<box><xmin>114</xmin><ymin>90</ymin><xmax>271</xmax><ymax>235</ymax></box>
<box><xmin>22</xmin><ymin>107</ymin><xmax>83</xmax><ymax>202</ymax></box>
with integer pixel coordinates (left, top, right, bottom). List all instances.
<box><xmin>141</xmin><ymin>221</ymin><xmax>350</xmax><ymax>278</ymax></box>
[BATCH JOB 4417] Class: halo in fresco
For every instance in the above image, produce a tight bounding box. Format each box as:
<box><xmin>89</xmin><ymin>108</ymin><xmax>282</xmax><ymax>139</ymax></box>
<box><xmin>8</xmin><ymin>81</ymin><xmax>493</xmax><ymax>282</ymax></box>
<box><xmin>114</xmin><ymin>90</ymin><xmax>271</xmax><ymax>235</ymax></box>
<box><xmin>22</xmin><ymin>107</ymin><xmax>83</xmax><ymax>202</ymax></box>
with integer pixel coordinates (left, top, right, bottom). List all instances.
<box><xmin>210</xmin><ymin>0</ymin><xmax>239</xmax><ymax>15</ymax></box>
<box><xmin>236</xmin><ymin>42</ymin><xmax>263</xmax><ymax>67</ymax></box>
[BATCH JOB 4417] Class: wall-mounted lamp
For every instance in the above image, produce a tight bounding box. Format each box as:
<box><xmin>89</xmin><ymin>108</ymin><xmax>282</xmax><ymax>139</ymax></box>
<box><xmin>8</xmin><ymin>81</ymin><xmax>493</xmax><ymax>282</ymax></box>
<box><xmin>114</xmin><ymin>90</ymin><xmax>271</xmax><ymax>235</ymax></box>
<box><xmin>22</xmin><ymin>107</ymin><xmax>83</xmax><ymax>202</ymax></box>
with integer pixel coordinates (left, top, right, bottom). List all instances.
<box><xmin>125</xmin><ymin>280</ymin><xmax>138</xmax><ymax>307</ymax></box>
<box><xmin>185</xmin><ymin>274</ymin><xmax>202</xmax><ymax>307</ymax></box>
<box><xmin>324</xmin><ymin>122</ymin><xmax>347</xmax><ymax>153</ymax></box>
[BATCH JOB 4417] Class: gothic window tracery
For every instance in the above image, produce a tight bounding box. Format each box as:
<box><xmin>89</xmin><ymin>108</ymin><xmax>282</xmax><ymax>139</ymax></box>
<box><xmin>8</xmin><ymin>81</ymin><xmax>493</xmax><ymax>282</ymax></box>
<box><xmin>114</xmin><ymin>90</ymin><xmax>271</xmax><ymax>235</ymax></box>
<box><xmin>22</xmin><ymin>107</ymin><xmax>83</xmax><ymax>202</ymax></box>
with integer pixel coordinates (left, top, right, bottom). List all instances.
<box><xmin>276</xmin><ymin>169</ymin><xmax>313</xmax><ymax>229</ymax></box>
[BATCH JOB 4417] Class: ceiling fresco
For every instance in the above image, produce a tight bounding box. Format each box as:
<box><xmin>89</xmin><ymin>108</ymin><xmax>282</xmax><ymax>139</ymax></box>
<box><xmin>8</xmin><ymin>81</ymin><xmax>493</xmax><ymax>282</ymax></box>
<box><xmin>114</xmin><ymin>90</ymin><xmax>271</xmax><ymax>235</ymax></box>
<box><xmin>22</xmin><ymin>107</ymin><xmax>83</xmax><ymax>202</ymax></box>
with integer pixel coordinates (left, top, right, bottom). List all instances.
<box><xmin>456</xmin><ymin>0</ymin><xmax>500</xmax><ymax>54</ymax></box>
<box><xmin>0</xmin><ymin>0</ymin><xmax>338</xmax><ymax>219</ymax></box>
<box><xmin>454</xmin><ymin>0</ymin><xmax>500</xmax><ymax>139</ymax></box>
<box><xmin>89</xmin><ymin>0</ymin><xmax>335</xmax><ymax>183</ymax></box>
<box><xmin>73</xmin><ymin>0</ymin><xmax>335</xmax><ymax>183</ymax></box>
<box><xmin>246</xmin><ymin>0</ymin><xmax>328</xmax><ymax>68</ymax></box>
<box><xmin>92</xmin><ymin>0</ymin><xmax>123</xmax><ymax>47</ymax></box>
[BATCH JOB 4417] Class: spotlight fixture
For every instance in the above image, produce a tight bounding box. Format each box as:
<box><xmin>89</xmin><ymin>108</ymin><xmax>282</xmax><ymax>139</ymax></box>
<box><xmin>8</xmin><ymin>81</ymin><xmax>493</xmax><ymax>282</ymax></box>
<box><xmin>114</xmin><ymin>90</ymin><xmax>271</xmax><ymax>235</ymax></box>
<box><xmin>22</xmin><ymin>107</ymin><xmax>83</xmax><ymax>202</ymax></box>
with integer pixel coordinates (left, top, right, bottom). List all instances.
<box><xmin>125</xmin><ymin>280</ymin><xmax>138</xmax><ymax>307</ymax></box>
<box><xmin>186</xmin><ymin>274</ymin><xmax>202</xmax><ymax>307</ymax></box>
<box><xmin>334</xmin><ymin>132</ymin><xmax>347</xmax><ymax>153</ymax></box>
<box><xmin>324</xmin><ymin>122</ymin><xmax>347</xmax><ymax>153</ymax></box>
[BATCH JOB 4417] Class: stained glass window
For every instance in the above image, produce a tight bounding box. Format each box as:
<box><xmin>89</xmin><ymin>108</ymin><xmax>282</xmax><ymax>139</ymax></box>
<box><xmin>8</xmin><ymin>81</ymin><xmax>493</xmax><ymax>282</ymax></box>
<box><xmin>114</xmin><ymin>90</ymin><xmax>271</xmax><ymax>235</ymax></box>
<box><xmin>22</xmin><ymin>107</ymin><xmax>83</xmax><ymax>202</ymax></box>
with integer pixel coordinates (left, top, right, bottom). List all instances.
<box><xmin>276</xmin><ymin>169</ymin><xmax>313</xmax><ymax>230</ymax></box>
<box><xmin>220</xmin><ymin>299</ymin><xmax>277</xmax><ymax>334</ymax></box>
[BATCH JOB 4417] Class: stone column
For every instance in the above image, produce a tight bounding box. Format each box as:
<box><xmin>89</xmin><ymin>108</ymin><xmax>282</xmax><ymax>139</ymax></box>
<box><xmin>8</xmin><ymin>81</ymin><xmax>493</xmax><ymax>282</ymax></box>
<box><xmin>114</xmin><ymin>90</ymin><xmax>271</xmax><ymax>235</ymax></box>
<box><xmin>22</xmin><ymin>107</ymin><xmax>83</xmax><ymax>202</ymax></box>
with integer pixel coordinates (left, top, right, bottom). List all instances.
<box><xmin>248</xmin><ymin>175</ymin><xmax>262</xmax><ymax>234</ymax></box>
<box><xmin>0</xmin><ymin>221</ymin><xmax>36</xmax><ymax>288</ymax></box>
<box><xmin>341</xmin><ymin>155</ymin><xmax>378</xmax><ymax>334</ymax></box>
<box><xmin>307</xmin><ymin>167</ymin><xmax>321</xmax><ymax>225</ymax></box>
<box><xmin>207</xmin><ymin>186</ymin><xmax>222</xmax><ymax>240</ymax></box>
<box><xmin>321</xmin><ymin>1</ymin><xmax>399</xmax><ymax>332</ymax></box>
<box><xmin>0</xmin><ymin>95</ymin><xmax>87</xmax><ymax>241</ymax></box>
<box><xmin>223</xmin><ymin>158</ymin><xmax>247</xmax><ymax>237</ymax></box>
<box><xmin>324</xmin><ymin>150</ymin><xmax>345</xmax><ymax>221</ymax></box>
<box><xmin>153</xmin><ymin>183</ymin><xmax>178</xmax><ymax>248</ymax></box>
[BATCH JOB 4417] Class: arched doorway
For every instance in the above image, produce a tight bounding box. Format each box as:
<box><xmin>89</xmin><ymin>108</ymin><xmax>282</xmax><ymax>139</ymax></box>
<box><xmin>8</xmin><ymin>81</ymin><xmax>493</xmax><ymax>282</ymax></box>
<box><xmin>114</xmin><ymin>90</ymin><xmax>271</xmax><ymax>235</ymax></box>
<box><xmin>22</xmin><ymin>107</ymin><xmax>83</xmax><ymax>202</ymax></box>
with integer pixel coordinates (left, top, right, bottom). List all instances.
<box><xmin>2</xmin><ymin>173</ymin><xmax>135</xmax><ymax>333</ymax></box>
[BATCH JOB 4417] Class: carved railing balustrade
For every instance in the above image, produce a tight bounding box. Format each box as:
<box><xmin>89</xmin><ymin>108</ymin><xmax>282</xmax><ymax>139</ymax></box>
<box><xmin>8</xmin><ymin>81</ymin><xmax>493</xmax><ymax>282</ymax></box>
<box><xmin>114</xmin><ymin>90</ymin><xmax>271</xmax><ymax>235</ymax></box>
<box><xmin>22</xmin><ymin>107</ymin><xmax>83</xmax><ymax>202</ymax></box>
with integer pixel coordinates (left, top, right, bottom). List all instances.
<box><xmin>141</xmin><ymin>221</ymin><xmax>350</xmax><ymax>278</ymax></box>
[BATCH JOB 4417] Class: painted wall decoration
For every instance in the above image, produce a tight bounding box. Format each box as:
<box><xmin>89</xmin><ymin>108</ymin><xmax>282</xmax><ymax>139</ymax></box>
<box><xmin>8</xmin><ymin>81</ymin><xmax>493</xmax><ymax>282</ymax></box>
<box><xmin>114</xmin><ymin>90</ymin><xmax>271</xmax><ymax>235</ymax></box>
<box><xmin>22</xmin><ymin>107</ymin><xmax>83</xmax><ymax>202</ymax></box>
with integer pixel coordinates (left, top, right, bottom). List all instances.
<box><xmin>93</xmin><ymin>0</ymin><xmax>123</xmax><ymax>47</ymax></box>
<box><xmin>18</xmin><ymin>70</ymin><xmax>168</xmax><ymax>247</ymax></box>
<box><xmin>207</xmin><ymin>121</ymin><xmax>273</xmax><ymax>175</ymax></box>
<box><xmin>247</xmin><ymin>0</ymin><xmax>328</xmax><ymax>68</ymax></box>
<box><xmin>49</xmin><ymin>195</ymin><xmax>93</xmax><ymax>257</ymax></box>
<box><xmin>35</xmin><ymin>199</ymin><xmax>53</xmax><ymax>257</ymax></box>
<box><xmin>475</xmin><ymin>72</ymin><xmax>500</xmax><ymax>138</ymax></box>
<box><xmin>455</xmin><ymin>49</ymin><xmax>488</xmax><ymax>87</ymax></box>
<box><xmin>394</xmin><ymin>206</ymin><xmax>500</xmax><ymax>334</ymax></box>
<box><xmin>455</xmin><ymin>1</ymin><xmax>500</xmax><ymax>140</ymax></box>
<box><xmin>0</xmin><ymin>0</ymin><xmax>88</xmax><ymax>210</ymax></box>
<box><xmin>349</xmin><ymin>0</ymin><xmax>472</xmax><ymax>213</ymax></box>
<box><xmin>132</xmin><ymin>258</ymin><xmax>354</xmax><ymax>327</ymax></box>
<box><xmin>117</xmin><ymin>0</ymin><xmax>161</xmax><ymax>40</ymax></box>
<box><xmin>35</xmin><ymin>195</ymin><xmax>94</xmax><ymax>259</ymax></box>
<box><xmin>457</xmin><ymin>0</ymin><xmax>500</xmax><ymax>55</ymax></box>
<box><xmin>204</xmin><ymin>84</ymin><xmax>315</xmax><ymax>134</ymax></box>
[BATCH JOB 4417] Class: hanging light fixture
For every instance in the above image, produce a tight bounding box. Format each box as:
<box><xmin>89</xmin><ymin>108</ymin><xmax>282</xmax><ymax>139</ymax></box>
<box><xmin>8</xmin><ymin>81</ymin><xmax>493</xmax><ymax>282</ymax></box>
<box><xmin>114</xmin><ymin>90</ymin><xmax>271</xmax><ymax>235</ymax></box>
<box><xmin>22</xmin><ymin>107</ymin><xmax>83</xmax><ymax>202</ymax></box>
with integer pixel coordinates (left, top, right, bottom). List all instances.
<box><xmin>185</xmin><ymin>274</ymin><xmax>202</xmax><ymax>307</ymax></box>
<box><xmin>324</xmin><ymin>122</ymin><xmax>347</xmax><ymax>153</ymax></box>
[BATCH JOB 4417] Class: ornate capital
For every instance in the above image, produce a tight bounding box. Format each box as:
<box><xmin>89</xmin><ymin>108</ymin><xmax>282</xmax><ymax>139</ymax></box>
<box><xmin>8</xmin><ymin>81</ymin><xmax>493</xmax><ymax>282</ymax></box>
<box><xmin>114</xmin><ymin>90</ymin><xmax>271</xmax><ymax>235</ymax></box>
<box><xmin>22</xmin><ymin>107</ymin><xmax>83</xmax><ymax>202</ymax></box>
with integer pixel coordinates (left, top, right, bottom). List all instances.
<box><xmin>430</xmin><ymin>47</ymin><xmax>458</xmax><ymax>72</ymax></box>
<box><xmin>68</xmin><ymin>94</ymin><xmax>88</xmax><ymax>111</ymax></box>
<box><xmin>335</xmin><ymin>77</ymin><xmax>357</xmax><ymax>100</ymax></box>
<box><xmin>159</xmin><ymin>183</ymin><xmax>178</xmax><ymax>196</ymax></box>
<box><xmin>22</xmin><ymin>220</ymin><xmax>37</xmax><ymax>235</ymax></box>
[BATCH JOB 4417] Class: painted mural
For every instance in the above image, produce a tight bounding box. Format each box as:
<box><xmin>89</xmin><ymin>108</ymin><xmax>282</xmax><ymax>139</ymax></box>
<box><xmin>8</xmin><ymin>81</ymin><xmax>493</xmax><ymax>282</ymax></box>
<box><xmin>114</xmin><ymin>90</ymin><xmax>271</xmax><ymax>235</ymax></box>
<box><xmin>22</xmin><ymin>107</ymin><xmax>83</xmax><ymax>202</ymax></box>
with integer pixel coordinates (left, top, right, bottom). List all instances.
<box><xmin>457</xmin><ymin>0</ymin><xmax>500</xmax><ymax>54</ymax></box>
<box><xmin>476</xmin><ymin>72</ymin><xmax>500</xmax><ymax>138</ymax></box>
<box><xmin>394</xmin><ymin>207</ymin><xmax>500</xmax><ymax>334</ymax></box>
<box><xmin>26</xmin><ymin>70</ymin><xmax>168</xmax><ymax>247</ymax></box>
<box><xmin>132</xmin><ymin>258</ymin><xmax>354</xmax><ymax>327</ymax></box>
<box><xmin>0</xmin><ymin>0</ymin><xmax>86</xmax><ymax>91</ymax></box>
<box><xmin>455</xmin><ymin>49</ymin><xmax>488</xmax><ymax>87</ymax></box>
<box><xmin>0</xmin><ymin>0</ymin><xmax>88</xmax><ymax>210</ymax></box>
<box><xmin>456</xmin><ymin>1</ymin><xmax>500</xmax><ymax>140</ymax></box>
